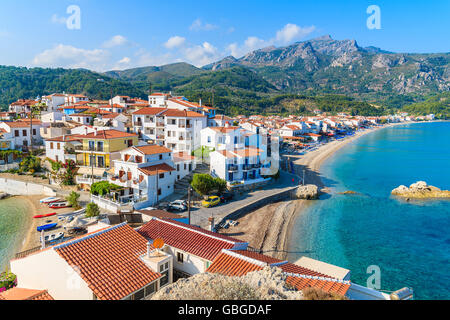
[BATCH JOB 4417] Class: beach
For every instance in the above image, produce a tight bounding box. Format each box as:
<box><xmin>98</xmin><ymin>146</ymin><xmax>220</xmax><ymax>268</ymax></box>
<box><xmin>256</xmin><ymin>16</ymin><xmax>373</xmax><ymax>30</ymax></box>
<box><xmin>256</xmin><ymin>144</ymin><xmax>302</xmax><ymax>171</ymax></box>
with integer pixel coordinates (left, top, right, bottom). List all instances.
<box><xmin>220</xmin><ymin>122</ymin><xmax>410</xmax><ymax>259</ymax></box>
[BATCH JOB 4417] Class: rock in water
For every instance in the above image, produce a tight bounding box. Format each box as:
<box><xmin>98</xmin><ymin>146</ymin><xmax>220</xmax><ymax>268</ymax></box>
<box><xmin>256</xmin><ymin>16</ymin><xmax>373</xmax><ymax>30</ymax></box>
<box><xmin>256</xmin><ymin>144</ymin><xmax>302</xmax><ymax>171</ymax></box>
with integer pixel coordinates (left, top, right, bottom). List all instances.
<box><xmin>391</xmin><ymin>181</ymin><xmax>450</xmax><ymax>199</ymax></box>
<box><xmin>295</xmin><ymin>185</ymin><xmax>319</xmax><ymax>200</ymax></box>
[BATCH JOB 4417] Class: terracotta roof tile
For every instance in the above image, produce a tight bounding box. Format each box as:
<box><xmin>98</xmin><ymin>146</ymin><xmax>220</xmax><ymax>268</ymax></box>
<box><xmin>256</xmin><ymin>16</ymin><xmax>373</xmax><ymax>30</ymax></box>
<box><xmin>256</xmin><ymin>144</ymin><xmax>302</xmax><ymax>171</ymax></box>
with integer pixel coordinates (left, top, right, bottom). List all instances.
<box><xmin>132</xmin><ymin>107</ymin><xmax>167</xmax><ymax>115</ymax></box>
<box><xmin>54</xmin><ymin>223</ymin><xmax>161</xmax><ymax>300</ymax></box>
<box><xmin>0</xmin><ymin>288</ymin><xmax>54</xmax><ymax>300</ymax></box>
<box><xmin>138</xmin><ymin>219</ymin><xmax>244</xmax><ymax>261</ymax></box>
<box><xmin>138</xmin><ymin>163</ymin><xmax>175</xmax><ymax>176</ymax></box>
<box><xmin>82</xmin><ymin>129</ymin><xmax>137</xmax><ymax>140</ymax></box>
<box><xmin>134</xmin><ymin>145</ymin><xmax>172</xmax><ymax>155</ymax></box>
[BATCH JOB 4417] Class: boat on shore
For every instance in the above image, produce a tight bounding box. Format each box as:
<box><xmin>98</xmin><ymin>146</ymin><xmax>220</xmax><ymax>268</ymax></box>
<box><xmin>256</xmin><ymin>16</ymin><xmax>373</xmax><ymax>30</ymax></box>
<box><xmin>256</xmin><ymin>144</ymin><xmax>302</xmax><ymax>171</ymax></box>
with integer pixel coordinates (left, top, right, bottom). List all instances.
<box><xmin>48</xmin><ymin>202</ymin><xmax>71</xmax><ymax>209</ymax></box>
<box><xmin>33</xmin><ymin>212</ymin><xmax>57</xmax><ymax>219</ymax></box>
<box><xmin>57</xmin><ymin>208</ymin><xmax>86</xmax><ymax>219</ymax></box>
<box><xmin>40</xmin><ymin>232</ymin><xmax>64</xmax><ymax>243</ymax></box>
<box><xmin>37</xmin><ymin>223</ymin><xmax>58</xmax><ymax>232</ymax></box>
<box><xmin>39</xmin><ymin>197</ymin><xmax>60</xmax><ymax>204</ymax></box>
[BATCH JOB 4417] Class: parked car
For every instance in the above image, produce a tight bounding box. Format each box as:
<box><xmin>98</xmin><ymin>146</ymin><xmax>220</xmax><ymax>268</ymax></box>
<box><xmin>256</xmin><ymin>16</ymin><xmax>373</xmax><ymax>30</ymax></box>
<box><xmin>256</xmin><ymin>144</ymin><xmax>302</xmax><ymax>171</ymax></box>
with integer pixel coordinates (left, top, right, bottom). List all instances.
<box><xmin>202</xmin><ymin>196</ymin><xmax>221</xmax><ymax>208</ymax></box>
<box><xmin>218</xmin><ymin>192</ymin><xmax>234</xmax><ymax>203</ymax></box>
<box><xmin>170</xmin><ymin>200</ymin><xmax>187</xmax><ymax>207</ymax></box>
<box><xmin>167</xmin><ymin>202</ymin><xmax>187</xmax><ymax>212</ymax></box>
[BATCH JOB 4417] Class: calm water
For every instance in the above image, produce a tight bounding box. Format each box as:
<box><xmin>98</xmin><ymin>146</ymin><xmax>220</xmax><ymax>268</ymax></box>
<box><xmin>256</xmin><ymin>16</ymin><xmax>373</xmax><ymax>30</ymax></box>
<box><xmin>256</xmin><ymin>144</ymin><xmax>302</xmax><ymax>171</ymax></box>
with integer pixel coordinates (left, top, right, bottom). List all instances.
<box><xmin>288</xmin><ymin>122</ymin><xmax>450</xmax><ymax>300</ymax></box>
<box><xmin>0</xmin><ymin>197</ymin><xmax>32</xmax><ymax>270</ymax></box>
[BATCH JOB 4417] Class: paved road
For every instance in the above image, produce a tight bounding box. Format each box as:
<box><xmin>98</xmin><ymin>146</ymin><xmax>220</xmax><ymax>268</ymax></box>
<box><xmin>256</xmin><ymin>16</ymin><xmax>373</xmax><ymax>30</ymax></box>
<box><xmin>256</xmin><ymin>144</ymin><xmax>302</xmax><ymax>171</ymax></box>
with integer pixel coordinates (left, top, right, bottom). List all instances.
<box><xmin>187</xmin><ymin>170</ymin><xmax>301</xmax><ymax>229</ymax></box>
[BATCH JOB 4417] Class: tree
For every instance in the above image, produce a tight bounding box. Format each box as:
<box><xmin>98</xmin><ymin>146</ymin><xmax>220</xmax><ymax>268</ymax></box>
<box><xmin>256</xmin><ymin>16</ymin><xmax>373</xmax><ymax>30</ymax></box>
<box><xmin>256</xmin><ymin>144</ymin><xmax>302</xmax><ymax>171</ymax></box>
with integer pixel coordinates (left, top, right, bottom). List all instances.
<box><xmin>191</xmin><ymin>174</ymin><xmax>216</xmax><ymax>196</ymax></box>
<box><xmin>66</xmin><ymin>191</ymin><xmax>81</xmax><ymax>209</ymax></box>
<box><xmin>86</xmin><ymin>203</ymin><xmax>100</xmax><ymax>218</ymax></box>
<box><xmin>90</xmin><ymin>181</ymin><xmax>120</xmax><ymax>196</ymax></box>
<box><xmin>191</xmin><ymin>174</ymin><xmax>228</xmax><ymax>196</ymax></box>
<box><xmin>213</xmin><ymin>177</ymin><xmax>227</xmax><ymax>194</ymax></box>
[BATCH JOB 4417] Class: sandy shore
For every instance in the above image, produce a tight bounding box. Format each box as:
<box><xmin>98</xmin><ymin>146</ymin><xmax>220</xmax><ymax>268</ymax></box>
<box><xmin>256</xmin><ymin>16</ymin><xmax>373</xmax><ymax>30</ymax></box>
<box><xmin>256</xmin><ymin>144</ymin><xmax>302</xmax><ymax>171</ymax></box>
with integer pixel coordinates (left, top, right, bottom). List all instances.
<box><xmin>220</xmin><ymin>122</ymin><xmax>412</xmax><ymax>260</ymax></box>
<box><xmin>14</xmin><ymin>195</ymin><xmax>74</xmax><ymax>254</ymax></box>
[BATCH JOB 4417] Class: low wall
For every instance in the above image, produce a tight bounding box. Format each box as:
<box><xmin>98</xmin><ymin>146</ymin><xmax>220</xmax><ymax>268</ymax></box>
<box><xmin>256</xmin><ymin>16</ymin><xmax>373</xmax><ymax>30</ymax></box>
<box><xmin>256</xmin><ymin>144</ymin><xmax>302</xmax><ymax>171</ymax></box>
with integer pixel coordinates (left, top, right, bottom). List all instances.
<box><xmin>0</xmin><ymin>178</ymin><xmax>56</xmax><ymax>196</ymax></box>
<box><xmin>215</xmin><ymin>186</ymin><xmax>298</xmax><ymax>229</ymax></box>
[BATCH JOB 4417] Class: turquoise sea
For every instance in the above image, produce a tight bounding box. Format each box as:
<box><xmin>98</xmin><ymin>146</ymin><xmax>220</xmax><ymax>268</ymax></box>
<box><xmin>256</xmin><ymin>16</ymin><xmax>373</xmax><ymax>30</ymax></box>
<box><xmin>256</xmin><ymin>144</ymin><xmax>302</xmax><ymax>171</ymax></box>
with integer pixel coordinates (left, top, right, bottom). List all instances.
<box><xmin>0</xmin><ymin>197</ymin><xmax>32</xmax><ymax>270</ymax></box>
<box><xmin>288</xmin><ymin>122</ymin><xmax>450</xmax><ymax>300</ymax></box>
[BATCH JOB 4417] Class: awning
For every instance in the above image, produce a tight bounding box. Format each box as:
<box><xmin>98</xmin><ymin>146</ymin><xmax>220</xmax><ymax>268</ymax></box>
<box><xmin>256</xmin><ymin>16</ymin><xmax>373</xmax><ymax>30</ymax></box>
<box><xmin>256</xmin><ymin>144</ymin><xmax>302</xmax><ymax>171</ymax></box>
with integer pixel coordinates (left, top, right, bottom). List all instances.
<box><xmin>77</xmin><ymin>167</ymin><xmax>107</xmax><ymax>176</ymax></box>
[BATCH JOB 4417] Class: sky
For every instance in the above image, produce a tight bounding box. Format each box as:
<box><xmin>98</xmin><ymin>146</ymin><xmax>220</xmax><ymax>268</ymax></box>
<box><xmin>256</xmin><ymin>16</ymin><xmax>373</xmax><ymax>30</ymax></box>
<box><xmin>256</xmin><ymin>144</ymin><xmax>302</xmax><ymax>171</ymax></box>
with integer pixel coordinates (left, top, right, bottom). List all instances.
<box><xmin>0</xmin><ymin>0</ymin><xmax>448</xmax><ymax>72</ymax></box>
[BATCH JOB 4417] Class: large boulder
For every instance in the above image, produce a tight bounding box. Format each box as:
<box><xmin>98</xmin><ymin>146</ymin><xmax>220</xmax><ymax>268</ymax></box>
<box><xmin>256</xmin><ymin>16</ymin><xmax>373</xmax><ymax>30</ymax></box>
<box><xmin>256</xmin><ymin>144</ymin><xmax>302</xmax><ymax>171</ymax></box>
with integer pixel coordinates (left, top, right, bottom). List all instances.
<box><xmin>295</xmin><ymin>184</ymin><xmax>319</xmax><ymax>200</ymax></box>
<box><xmin>392</xmin><ymin>181</ymin><xmax>450</xmax><ymax>199</ymax></box>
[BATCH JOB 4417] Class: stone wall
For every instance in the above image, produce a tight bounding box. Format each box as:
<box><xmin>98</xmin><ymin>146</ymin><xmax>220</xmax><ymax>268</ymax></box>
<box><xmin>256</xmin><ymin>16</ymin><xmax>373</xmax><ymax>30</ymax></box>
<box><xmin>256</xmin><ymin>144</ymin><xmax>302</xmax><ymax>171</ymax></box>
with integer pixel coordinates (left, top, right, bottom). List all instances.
<box><xmin>0</xmin><ymin>178</ymin><xmax>56</xmax><ymax>196</ymax></box>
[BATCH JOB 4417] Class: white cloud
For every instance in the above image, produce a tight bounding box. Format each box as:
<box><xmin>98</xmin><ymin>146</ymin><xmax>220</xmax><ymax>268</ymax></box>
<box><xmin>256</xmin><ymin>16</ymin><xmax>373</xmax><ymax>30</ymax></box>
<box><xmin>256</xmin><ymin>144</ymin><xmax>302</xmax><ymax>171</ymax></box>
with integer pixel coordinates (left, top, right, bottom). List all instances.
<box><xmin>102</xmin><ymin>35</ymin><xmax>128</xmax><ymax>48</ymax></box>
<box><xmin>32</xmin><ymin>44</ymin><xmax>109</xmax><ymax>71</ymax></box>
<box><xmin>226</xmin><ymin>24</ymin><xmax>316</xmax><ymax>58</ymax></box>
<box><xmin>275</xmin><ymin>24</ymin><xmax>316</xmax><ymax>44</ymax></box>
<box><xmin>227</xmin><ymin>36</ymin><xmax>268</xmax><ymax>58</ymax></box>
<box><xmin>164</xmin><ymin>36</ymin><xmax>186</xmax><ymax>49</ymax></box>
<box><xmin>183</xmin><ymin>42</ymin><xmax>220</xmax><ymax>67</ymax></box>
<box><xmin>118</xmin><ymin>57</ymin><xmax>131</xmax><ymax>64</ymax></box>
<box><xmin>189</xmin><ymin>19</ymin><xmax>218</xmax><ymax>31</ymax></box>
<box><xmin>51</xmin><ymin>14</ymin><xmax>67</xmax><ymax>25</ymax></box>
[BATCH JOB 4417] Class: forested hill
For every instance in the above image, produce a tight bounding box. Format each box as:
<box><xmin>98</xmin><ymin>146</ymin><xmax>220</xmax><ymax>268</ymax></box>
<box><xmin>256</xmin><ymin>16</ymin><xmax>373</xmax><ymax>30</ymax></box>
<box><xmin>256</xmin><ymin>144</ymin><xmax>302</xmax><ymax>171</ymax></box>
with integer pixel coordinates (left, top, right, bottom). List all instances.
<box><xmin>0</xmin><ymin>66</ymin><xmax>146</xmax><ymax>109</ymax></box>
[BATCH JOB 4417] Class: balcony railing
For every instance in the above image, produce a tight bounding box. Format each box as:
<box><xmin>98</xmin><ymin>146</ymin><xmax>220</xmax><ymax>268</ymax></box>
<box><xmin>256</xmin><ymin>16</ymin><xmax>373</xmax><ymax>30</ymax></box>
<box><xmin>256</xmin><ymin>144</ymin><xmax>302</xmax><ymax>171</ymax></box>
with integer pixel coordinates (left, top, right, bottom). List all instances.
<box><xmin>156</xmin><ymin>135</ymin><xmax>165</xmax><ymax>140</ymax></box>
<box><xmin>242</xmin><ymin>164</ymin><xmax>252</xmax><ymax>171</ymax></box>
<box><xmin>156</xmin><ymin>122</ymin><xmax>165</xmax><ymax>127</ymax></box>
<box><xmin>227</xmin><ymin>165</ymin><xmax>238</xmax><ymax>172</ymax></box>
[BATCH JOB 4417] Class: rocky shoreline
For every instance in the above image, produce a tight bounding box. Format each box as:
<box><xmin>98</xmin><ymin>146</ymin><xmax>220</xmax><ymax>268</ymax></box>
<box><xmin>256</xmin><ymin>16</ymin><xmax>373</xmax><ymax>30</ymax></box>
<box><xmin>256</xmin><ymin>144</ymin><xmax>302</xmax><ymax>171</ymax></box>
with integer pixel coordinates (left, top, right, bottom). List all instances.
<box><xmin>392</xmin><ymin>181</ymin><xmax>450</xmax><ymax>199</ymax></box>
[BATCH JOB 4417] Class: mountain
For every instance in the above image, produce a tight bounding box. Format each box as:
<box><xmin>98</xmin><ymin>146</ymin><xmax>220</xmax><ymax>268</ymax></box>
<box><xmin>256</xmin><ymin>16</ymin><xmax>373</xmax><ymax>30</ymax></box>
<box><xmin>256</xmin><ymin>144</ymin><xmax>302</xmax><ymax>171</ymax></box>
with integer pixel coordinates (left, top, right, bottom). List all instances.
<box><xmin>0</xmin><ymin>66</ymin><xmax>146</xmax><ymax>110</ymax></box>
<box><xmin>105</xmin><ymin>62</ymin><xmax>206</xmax><ymax>84</ymax></box>
<box><xmin>205</xmin><ymin>35</ymin><xmax>450</xmax><ymax>104</ymax></box>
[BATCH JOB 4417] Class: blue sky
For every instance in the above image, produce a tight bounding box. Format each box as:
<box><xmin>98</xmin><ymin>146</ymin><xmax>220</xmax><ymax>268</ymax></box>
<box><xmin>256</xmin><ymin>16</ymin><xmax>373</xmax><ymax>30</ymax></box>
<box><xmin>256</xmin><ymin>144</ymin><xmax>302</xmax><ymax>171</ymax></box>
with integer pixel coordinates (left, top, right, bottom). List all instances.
<box><xmin>0</xmin><ymin>0</ymin><xmax>448</xmax><ymax>71</ymax></box>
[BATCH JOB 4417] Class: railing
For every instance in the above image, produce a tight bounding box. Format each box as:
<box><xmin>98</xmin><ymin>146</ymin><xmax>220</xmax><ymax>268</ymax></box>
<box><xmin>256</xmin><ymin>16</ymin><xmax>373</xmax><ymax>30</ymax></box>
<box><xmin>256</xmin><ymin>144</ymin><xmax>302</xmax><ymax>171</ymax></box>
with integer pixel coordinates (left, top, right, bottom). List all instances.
<box><xmin>186</xmin><ymin>124</ymin><xmax>192</xmax><ymax>128</ymax></box>
<box><xmin>15</xmin><ymin>246</ymin><xmax>42</xmax><ymax>259</ymax></box>
<box><xmin>227</xmin><ymin>165</ymin><xmax>238</xmax><ymax>172</ymax></box>
<box><xmin>76</xmin><ymin>176</ymin><xmax>105</xmax><ymax>185</ymax></box>
<box><xmin>178</xmin><ymin>124</ymin><xmax>186</xmax><ymax>128</ymax></box>
<box><xmin>156</xmin><ymin>135</ymin><xmax>165</xmax><ymax>140</ymax></box>
<box><xmin>242</xmin><ymin>164</ymin><xmax>252</xmax><ymax>171</ymax></box>
<box><xmin>156</xmin><ymin>122</ymin><xmax>165</xmax><ymax>127</ymax></box>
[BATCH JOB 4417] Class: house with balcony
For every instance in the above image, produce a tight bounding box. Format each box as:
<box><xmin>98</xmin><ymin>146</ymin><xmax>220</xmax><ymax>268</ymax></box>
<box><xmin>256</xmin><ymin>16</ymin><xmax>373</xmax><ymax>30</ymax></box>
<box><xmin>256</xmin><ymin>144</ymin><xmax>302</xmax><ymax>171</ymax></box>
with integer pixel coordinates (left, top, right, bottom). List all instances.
<box><xmin>44</xmin><ymin>134</ymin><xmax>84</xmax><ymax>163</ymax></box>
<box><xmin>99</xmin><ymin>144</ymin><xmax>176</xmax><ymax>211</ymax></box>
<box><xmin>210</xmin><ymin>147</ymin><xmax>269</xmax><ymax>186</ymax></box>
<box><xmin>10</xmin><ymin>223</ymin><xmax>170</xmax><ymax>300</ymax></box>
<box><xmin>0</xmin><ymin>120</ymin><xmax>43</xmax><ymax>150</ymax></box>
<box><xmin>132</xmin><ymin>107</ymin><xmax>207</xmax><ymax>154</ymax></box>
<box><xmin>75</xmin><ymin>129</ymin><xmax>138</xmax><ymax>188</ymax></box>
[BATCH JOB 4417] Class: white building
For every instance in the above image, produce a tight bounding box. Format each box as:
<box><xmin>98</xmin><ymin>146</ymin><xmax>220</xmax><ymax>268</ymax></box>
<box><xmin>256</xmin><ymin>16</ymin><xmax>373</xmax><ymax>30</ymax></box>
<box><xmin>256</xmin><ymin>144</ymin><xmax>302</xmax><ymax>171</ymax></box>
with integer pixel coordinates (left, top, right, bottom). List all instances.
<box><xmin>10</xmin><ymin>223</ymin><xmax>169</xmax><ymax>300</ymax></box>
<box><xmin>0</xmin><ymin>120</ymin><xmax>43</xmax><ymax>149</ymax></box>
<box><xmin>41</xmin><ymin>94</ymin><xmax>66</xmax><ymax>112</ymax></box>
<box><xmin>108</xmin><ymin>144</ymin><xmax>176</xmax><ymax>208</ymax></box>
<box><xmin>132</xmin><ymin>107</ymin><xmax>207</xmax><ymax>153</ymax></box>
<box><xmin>44</xmin><ymin>134</ymin><xmax>83</xmax><ymax>163</ymax></box>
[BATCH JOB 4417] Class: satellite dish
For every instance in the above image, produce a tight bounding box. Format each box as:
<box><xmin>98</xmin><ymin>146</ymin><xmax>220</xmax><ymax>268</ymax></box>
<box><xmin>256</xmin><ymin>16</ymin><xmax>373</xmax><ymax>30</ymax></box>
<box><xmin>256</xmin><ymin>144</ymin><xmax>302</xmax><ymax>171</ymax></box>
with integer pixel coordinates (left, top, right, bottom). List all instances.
<box><xmin>153</xmin><ymin>238</ymin><xmax>164</xmax><ymax>249</ymax></box>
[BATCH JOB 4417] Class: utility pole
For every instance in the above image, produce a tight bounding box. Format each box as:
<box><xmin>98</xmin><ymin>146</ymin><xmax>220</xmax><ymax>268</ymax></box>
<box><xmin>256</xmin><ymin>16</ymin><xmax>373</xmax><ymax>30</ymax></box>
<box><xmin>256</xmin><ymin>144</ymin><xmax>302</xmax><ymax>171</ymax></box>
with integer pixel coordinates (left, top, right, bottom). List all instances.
<box><xmin>29</xmin><ymin>109</ymin><xmax>33</xmax><ymax>155</ymax></box>
<box><xmin>155</xmin><ymin>168</ymin><xmax>159</xmax><ymax>204</ymax></box>
<box><xmin>187</xmin><ymin>187</ymin><xmax>191</xmax><ymax>225</ymax></box>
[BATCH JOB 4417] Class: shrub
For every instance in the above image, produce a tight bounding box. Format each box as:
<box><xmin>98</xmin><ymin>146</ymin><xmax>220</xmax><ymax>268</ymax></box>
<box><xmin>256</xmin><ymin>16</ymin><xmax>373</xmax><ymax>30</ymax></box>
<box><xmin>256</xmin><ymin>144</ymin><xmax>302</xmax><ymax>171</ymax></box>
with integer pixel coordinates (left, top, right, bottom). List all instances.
<box><xmin>66</xmin><ymin>191</ymin><xmax>81</xmax><ymax>209</ymax></box>
<box><xmin>302</xmin><ymin>287</ymin><xmax>348</xmax><ymax>300</ymax></box>
<box><xmin>90</xmin><ymin>181</ymin><xmax>120</xmax><ymax>196</ymax></box>
<box><xmin>86</xmin><ymin>203</ymin><xmax>100</xmax><ymax>217</ymax></box>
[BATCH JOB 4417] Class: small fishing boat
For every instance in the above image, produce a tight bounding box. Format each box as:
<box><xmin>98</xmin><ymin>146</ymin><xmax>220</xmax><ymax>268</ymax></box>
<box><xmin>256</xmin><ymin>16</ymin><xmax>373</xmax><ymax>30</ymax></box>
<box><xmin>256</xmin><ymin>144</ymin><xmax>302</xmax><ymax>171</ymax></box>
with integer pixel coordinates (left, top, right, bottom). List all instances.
<box><xmin>39</xmin><ymin>197</ymin><xmax>60</xmax><ymax>204</ymax></box>
<box><xmin>37</xmin><ymin>223</ymin><xmax>58</xmax><ymax>232</ymax></box>
<box><xmin>48</xmin><ymin>202</ymin><xmax>71</xmax><ymax>209</ymax></box>
<box><xmin>33</xmin><ymin>212</ymin><xmax>56</xmax><ymax>219</ymax></box>
<box><xmin>40</xmin><ymin>232</ymin><xmax>64</xmax><ymax>243</ymax></box>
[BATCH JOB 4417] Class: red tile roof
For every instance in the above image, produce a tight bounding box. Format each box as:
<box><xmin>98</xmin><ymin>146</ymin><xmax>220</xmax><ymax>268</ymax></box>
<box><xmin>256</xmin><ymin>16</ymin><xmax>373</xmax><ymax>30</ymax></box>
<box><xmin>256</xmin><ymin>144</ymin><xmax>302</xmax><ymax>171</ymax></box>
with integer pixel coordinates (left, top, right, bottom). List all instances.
<box><xmin>206</xmin><ymin>250</ymin><xmax>350</xmax><ymax>296</ymax></box>
<box><xmin>163</xmin><ymin>109</ymin><xmax>206</xmax><ymax>118</ymax></box>
<box><xmin>132</xmin><ymin>107</ymin><xmax>167</xmax><ymax>115</ymax></box>
<box><xmin>138</xmin><ymin>219</ymin><xmax>245</xmax><ymax>261</ymax></box>
<box><xmin>138</xmin><ymin>163</ymin><xmax>175</xmax><ymax>176</ymax></box>
<box><xmin>285</xmin><ymin>275</ymin><xmax>350</xmax><ymax>296</ymax></box>
<box><xmin>54</xmin><ymin>223</ymin><xmax>161</xmax><ymax>300</ymax></box>
<box><xmin>134</xmin><ymin>144</ymin><xmax>172</xmax><ymax>155</ymax></box>
<box><xmin>82</xmin><ymin>129</ymin><xmax>137</xmax><ymax>139</ymax></box>
<box><xmin>0</xmin><ymin>288</ymin><xmax>54</xmax><ymax>300</ymax></box>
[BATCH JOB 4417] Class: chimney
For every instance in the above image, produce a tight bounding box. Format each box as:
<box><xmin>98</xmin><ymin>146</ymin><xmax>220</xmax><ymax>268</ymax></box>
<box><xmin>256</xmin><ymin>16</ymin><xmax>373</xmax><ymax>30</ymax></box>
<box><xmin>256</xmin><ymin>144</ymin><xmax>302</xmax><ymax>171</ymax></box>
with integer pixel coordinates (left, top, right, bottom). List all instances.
<box><xmin>147</xmin><ymin>241</ymin><xmax>152</xmax><ymax>257</ymax></box>
<box><xmin>94</xmin><ymin>128</ymin><xmax>98</xmax><ymax>136</ymax></box>
<box><xmin>199</xmin><ymin>98</ymin><xmax>202</xmax><ymax>107</ymax></box>
<box><xmin>84</xmin><ymin>127</ymin><xmax>88</xmax><ymax>136</ymax></box>
<box><xmin>208</xmin><ymin>216</ymin><xmax>215</xmax><ymax>232</ymax></box>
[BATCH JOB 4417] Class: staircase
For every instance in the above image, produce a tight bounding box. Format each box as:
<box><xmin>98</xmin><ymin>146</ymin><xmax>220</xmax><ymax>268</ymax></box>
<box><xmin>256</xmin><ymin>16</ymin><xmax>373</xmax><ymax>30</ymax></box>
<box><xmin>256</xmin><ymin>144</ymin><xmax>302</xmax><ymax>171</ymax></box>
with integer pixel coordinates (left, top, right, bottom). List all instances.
<box><xmin>166</xmin><ymin>162</ymin><xmax>210</xmax><ymax>202</ymax></box>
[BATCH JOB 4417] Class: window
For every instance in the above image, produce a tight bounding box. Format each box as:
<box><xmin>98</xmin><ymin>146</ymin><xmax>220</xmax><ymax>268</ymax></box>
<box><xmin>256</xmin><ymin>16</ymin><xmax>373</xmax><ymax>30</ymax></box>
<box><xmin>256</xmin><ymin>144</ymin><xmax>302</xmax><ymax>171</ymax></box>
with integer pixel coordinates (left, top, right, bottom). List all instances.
<box><xmin>158</xmin><ymin>189</ymin><xmax>161</xmax><ymax>196</ymax></box>
<box><xmin>22</xmin><ymin>130</ymin><xmax>27</xmax><ymax>136</ymax></box>
<box><xmin>32</xmin><ymin>129</ymin><xmax>36</xmax><ymax>135</ymax></box>
<box><xmin>133</xmin><ymin>288</ymin><xmax>145</xmax><ymax>300</ymax></box>
<box><xmin>14</xmin><ymin>130</ymin><xmax>19</xmax><ymax>137</ymax></box>
<box><xmin>57</xmin><ymin>143</ymin><xmax>60</xmax><ymax>150</ymax></box>
<box><xmin>159</xmin><ymin>173</ymin><xmax>164</xmax><ymax>179</ymax></box>
<box><xmin>159</xmin><ymin>154</ymin><xmax>162</xmax><ymax>160</ymax></box>
<box><xmin>207</xmin><ymin>136</ymin><xmax>211</xmax><ymax>143</ymax></box>
<box><xmin>144</xmin><ymin>282</ymin><xmax>156</xmax><ymax>296</ymax></box>
<box><xmin>177</xmin><ymin>252</ymin><xmax>184</xmax><ymax>263</ymax></box>
<box><xmin>50</xmin><ymin>142</ymin><xmax>54</xmax><ymax>149</ymax></box>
